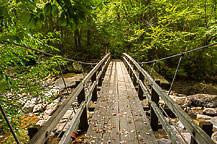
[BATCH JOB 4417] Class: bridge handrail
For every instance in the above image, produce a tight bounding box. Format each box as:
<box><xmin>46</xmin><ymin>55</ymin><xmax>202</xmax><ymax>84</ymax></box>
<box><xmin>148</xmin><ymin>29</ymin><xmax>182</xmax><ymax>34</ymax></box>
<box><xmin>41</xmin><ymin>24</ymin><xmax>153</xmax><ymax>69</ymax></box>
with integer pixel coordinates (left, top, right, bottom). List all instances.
<box><xmin>122</xmin><ymin>53</ymin><xmax>215</xmax><ymax>144</ymax></box>
<box><xmin>29</xmin><ymin>53</ymin><xmax>111</xmax><ymax>144</ymax></box>
<box><xmin>122</xmin><ymin>56</ymin><xmax>183</xmax><ymax>144</ymax></box>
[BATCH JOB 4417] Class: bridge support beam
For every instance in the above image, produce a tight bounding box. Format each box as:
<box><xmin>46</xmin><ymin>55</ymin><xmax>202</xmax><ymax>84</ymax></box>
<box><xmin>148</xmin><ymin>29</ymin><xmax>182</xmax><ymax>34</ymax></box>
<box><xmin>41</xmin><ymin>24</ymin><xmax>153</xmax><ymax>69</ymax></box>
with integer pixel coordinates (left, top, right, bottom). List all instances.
<box><xmin>79</xmin><ymin>105</ymin><xmax>89</xmax><ymax>132</ymax></box>
<box><xmin>78</xmin><ymin>88</ymin><xmax>85</xmax><ymax>104</ymax></box>
<box><xmin>92</xmin><ymin>73</ymin><xmax>98</xmax><ymax>101</ymax></box>
<box><xmin>190</xmin><ymin>121</ymin><xmax>213</xmax><ymax>144</ymax></box>
<box><xmin>150</xmin><ymin>80</ymin><xmax>160</xmax><ymax>131</ymax></box>
<box><xmin>131</xmin><ymin>65</ymin><xmax>137</xmax><ymax>86</ymax></box>
<box><xmin>138</xmin><ymin>72</ymin><xmax>145</xmax><ymax>100</ymax></box>
<box><xmin>98</xmin><ymin>65</ymin><xmax>103</xmax><ymax>87</ymax></box>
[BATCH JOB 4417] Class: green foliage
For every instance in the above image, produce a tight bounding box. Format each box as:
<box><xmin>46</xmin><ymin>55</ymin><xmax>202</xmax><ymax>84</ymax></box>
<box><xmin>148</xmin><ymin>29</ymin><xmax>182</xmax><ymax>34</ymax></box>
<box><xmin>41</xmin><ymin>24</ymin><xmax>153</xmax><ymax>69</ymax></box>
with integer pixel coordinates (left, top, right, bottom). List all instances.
<box><xmin>94</xmin><ymin>0</ymin><xmax>217</xmax><ymax>81</ymax></box>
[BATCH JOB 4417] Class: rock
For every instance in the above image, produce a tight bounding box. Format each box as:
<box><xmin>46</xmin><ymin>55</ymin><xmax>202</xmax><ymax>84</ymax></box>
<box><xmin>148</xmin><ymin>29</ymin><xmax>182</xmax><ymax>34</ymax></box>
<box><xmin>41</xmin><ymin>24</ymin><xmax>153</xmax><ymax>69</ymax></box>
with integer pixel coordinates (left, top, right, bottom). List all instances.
<box><xmin>203</xmin><ymin>108</ymin><xmax>217</xmax><ymax>116</ymax></box>
<box><xmin>158</xmin><ymin>139</ymin><xmax>171</xmax><ymax>144</ymax></box>
<box><xmin>191</xmin><ymin>107</ymin><xmax>203</xmax><ymax>110</ymax></box>
<box><xmin>33</xmin><ymin>104</ymin><xmax>44</xmax><ymax>113</ymax></box>
<box><xmin>177</xmin><ymin>133</ymin><xmax>191</xmax><ymax>144</ymax></box>
<box><xmin>210</xmin><ymin>117</ymin><xmax>217</xmax><ymax>126</ymax></box>
<box><xmin>44</xmin><ymin>103</ymin><xmax>58</xmax><ymax>116</ymax></box>
<box><xmin>159</xmin><ymin>99</ymin><xmax>165</xmax><ymax>105</ymax></box>
<box><xmin>36</xmin><ymin>120</ymin><xmax>47</xmax><ymax>126</ymax></box>
<box><xmin>73</xmin><ymin>62</ymin><xmax>83</xmax><ymax>72</ymax></box>
<box><xmin>44</xmin><ymin>98</ymin><xmax>60</xmax><ymax>116</ymax></box>
<box><xmin>39</xmin><ymin>114</ymin><xmax>51</xmax><ymax>120</ymax></box>
<box><xmin>62</xmin><ymin>109</ymin><xmax>75</xmax><ymax>119</ymax></box>
<box><xmin>188</xmin><ymin>94</ymin><xmax>217</xmax><ymax>108</ymax></box>
<box><xmin>55</xmin><ymin>121</ymin><xmax>71</xmax><ymax>133</ymax></box>
<box><xmin>43</xmin><ymin>88</ymin><xmax>60</xmax><ymax>98</ymax></box>
<box><xmin>23</xmin><ymin>98</ymin><xmax>37</xmax><ymax>112</ymax></box>
<box><xmin>54</xmin><ymin>77</ymin><xmax>76</xmax><ymax>89</ymax></box>
<box><xmin>66</xmin><ymin>62</ymin><xmax>83</xmax><ymax>73</ymax></box>
<box><xmin>197</xmin><ymin>114</ymin><xmax>212</xmax><ymax>120</ymax></box>
<box><xmin>212</xmin><ymin>131</ymin><xmax>217</xmax><ymax>143</ymax></box>
<box><xmin>177</xmin><ymin>94</ymin><xmax>187</xmax><ymax>97</ymax></box>
<box><xmin>176</xmin><ymin>121</ymin><xmax>185</xmax><ymax>130</ymax></box>
<box><xmin>175</xmin><ymin>97</ymin><xmax>190</xmax><ymax>107</ymax></box>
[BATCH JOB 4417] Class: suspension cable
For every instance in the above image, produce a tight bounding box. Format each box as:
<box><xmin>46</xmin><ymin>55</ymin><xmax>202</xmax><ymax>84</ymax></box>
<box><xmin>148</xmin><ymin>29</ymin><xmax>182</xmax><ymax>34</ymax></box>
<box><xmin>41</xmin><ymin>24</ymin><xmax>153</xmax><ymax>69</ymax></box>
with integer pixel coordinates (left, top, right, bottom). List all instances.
<box><xmin>150</xmin><ymin>60</ymin><xmax>157</xmax><ymax>77</ymax></box>
<box><xmin>56</xmin><ymin>59</ymin><xmax>76</xmax><ymax>112</ymax></box>
<box><xmin>141</xmin><ymin>42</ymin><xmax>217</xmax><ymax>64</ymax></box>
<box><xmin>168</xmin><ymin>54</ymin><xmax>184</xmax><ymax>96</ymax></box>
<box><xmin>56</xmin><ymin>60</ymin><xmax>69</xmax><ymax>94</ymax></box>
<box><xmin>3</xmin><ymin>41</ymin><xmax>97</xmax><ymax>65</ymax></box>
<box><xmin>0</xmin><ymin>104</ymin><xmax>20</xmax><ymax>144</ymax></box>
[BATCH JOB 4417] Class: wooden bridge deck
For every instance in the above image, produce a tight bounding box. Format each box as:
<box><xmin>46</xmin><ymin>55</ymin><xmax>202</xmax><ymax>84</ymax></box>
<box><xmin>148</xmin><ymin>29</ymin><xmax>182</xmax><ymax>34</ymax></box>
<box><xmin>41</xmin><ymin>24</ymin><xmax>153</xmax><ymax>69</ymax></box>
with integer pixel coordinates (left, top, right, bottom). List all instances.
<box><xmin>86</xmin><ymin>60</ymin><xmax>157</xmax><ymax>144</ymax></box>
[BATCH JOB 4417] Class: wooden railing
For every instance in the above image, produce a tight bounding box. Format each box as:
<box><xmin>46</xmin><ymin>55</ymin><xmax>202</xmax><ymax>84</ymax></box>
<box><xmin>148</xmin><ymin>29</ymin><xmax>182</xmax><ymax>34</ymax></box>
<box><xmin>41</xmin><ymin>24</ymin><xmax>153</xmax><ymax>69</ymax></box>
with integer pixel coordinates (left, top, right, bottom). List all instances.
<box><xmin>122</xmin><ymin>53</ymin><xmax>214</xmax><ymax>144</ymax></box>
<box><xmin>29</xmin><ymin>53</ymin><xmax>111</xmax><ymax>144</ymax></box>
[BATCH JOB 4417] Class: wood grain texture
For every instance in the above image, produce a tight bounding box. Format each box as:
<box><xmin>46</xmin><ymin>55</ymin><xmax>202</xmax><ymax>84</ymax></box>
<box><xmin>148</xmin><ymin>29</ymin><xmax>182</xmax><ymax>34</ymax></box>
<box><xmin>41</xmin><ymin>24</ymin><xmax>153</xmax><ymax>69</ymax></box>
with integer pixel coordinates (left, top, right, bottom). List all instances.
<box><xmin>86</xmin><ymin>60</ymin><xmax>157</xmax><ymax>144</ymax></box>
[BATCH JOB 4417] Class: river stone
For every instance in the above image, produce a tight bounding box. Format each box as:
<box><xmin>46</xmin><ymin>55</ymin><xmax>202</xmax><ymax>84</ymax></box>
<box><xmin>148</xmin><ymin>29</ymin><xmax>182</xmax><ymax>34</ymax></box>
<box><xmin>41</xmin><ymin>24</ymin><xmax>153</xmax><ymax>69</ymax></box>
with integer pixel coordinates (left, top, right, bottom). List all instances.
<box><xmin>54</xmin><ymin>77</ymin><xmax>76</xmax><ymax>89</ymax></box>
<box><xmin>188</xmin><ymin>94</ymin><xmax>217</xmax><ymax>108</ymax></box>
<box><xmin>212</xmin><ymin>131</ymin><xmax>217</xmax><ymax>143</ymax></box>
<box><xmin>210</xmin><ymin>117</ymin><xmax>217</xmax><ymax>126</ymax></box>
<box><xmin>158</xmin><ymin>139</ymin><xmax>171</xmax><ymax>144</ymax></box>
<box><xmin>36</xmin><ymin>120</ymin><xmax>47</xmax><ymax>126</ymax></box>
<box><xmin>176</xmin><ymin>120</ymin><xmax>185</xmax><ymax>130</ymax></box>
<box><xmin>175</xmin><ymin>97</ymin><xmax>190</xmax><ymax>107</ymax></box>
<box><xmin>197</xmin><ymin>114</ymin><xmax>212</xmax><ymax>120</ymax></box>
<box><xmin>210</xmin><ymin>117</ymin><xmax>217</xmax><ymax>131</ymax></box>
<box><xmin>44</xmin><ymin>102</ymin><xmax>59</xmax><ymax>116</ymax></box>
<box><xmin>203</xmin><ymin>108</ymin><xmax>217</xmax><ymax>116</ymax></box>
<box><xmin>177</xmin><ymin>133</ymin><xmax>191</xmax><ymax>144</ymax></box>
<box><xmin>33</xmin><ymin>104</ymin><xmax>44</xmax><ymax>113</ymax></box>
<box><xmin>23</xmin><ymin>98</ymin><xmax>37</xmax><ymax>112</ymax></box>
<box><xmin>73</xmin><ymin>62</ymin><xmax>83</xmax><ymax>72</ymax></box>
<box><xmin>62</xmin><ymin>109</ymin><xmax>76</xmax><ymax>119</ymax></box>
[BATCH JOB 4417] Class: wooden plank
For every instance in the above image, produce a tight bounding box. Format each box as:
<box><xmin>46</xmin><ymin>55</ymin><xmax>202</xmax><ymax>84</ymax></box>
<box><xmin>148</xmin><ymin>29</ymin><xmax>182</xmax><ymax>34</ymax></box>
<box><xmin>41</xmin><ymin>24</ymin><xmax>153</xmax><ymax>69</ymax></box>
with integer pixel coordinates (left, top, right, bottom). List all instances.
<box><xmin>118</xmin><ymin>61</ymin><xmax>139</xmax><ymax>144</ymax></box>
<box><xmin>120</xmin><ymin>62</ymin><xmax>157</xmax><ymax>144</ymax></box>
<box><xmin>102</xmin><ymin>61</ymin><xmax>119</xmax><ymax>143</ymax></box>
<box><xmin>86</xmin><ymin>61</ymin><xmax>114</xmax><ymax>143</ymax></box>
<box><xmin>87</xmin><ymin>60</ymin><xmax>157</xmax><ymax>143</ymax></box>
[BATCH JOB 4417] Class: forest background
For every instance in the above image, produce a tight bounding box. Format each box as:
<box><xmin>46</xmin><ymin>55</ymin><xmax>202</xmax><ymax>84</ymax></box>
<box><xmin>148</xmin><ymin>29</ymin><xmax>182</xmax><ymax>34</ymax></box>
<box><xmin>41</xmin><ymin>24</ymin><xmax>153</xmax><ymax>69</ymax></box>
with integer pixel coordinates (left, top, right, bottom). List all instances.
<box><xmin>0</xmin><ymin>0</ymin><xmax>217</xmax><ymax>140</ymax></box>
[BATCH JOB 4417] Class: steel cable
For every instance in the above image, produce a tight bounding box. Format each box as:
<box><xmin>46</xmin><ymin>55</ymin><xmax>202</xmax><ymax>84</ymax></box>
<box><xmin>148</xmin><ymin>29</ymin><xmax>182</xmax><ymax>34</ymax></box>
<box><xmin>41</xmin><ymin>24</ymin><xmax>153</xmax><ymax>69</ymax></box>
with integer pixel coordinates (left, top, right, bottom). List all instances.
<box><xmin>3</xmin><ymin>41</ymin><xmax>97</xmax><ymax>65</ymax></box>
<box><xmin>0</xmin><ymin>103</ymin><xmax>20</xmax><ymax>144</ymax></box>
<box><xmin>140</xmin><ymin>42</ymin><xmax>217</xmax><ymax>64</ymax></box>
<box><xmin>168</xmin><ymin>54</ymin><xmax>184</xmax><ymax>96</ymax></box>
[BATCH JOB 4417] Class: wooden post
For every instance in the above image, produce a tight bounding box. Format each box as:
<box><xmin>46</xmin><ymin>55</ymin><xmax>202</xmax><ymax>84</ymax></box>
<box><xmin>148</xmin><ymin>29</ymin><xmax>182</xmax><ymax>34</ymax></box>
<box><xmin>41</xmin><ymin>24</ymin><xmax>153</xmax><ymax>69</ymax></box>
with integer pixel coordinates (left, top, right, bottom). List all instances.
<box><xmin>92</xmin><ymin>73</ymin><xmax>97</xmax><ymax>101</ymax></box>
<box><xmin>131</xmin><ymin>65</ymin><xmax>137</xmax><ymax>86</ymax></box>
<box><xmin>78</xmin><ymin>88</ymin><xmax>85</xmax><ymax>104</ymax></box>
<box><xmin>190</xmin><ymin>121</ymin><xmax>213</xmax><ymax>144</ymax></box>
<box><xmin>138</xmin><ymin>72</ymin><xmax>145</xmax><ymax>100</ymax></box>
<box><xmin>150</xmin><ymin>80</ymin><xmax>160</xmax><ymax>131</ymax></box>
<box><xmin>28</xmin><ymin>125</ymin><xmax>40</xmax><ymax>140</ymax></box>
<box><xmin>98</xmin><ymin>65</ymin><xmax>103</xmax><ymax>86</ymax></box>
<box><xmin>79</xmin><ymin>106</ymin><xmax>89</xmax><ymax>132</ymax></box>
<box><xmin>73</xmin><ymin>80</ymin><xmax>80</xmax><ymax>88</ymax></box>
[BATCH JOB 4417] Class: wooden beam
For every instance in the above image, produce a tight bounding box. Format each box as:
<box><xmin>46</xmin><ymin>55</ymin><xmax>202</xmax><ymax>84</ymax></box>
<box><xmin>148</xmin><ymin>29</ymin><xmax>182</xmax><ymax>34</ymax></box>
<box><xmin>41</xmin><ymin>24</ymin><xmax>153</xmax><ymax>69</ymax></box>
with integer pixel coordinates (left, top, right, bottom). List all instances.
<box><xmin>150</xmin><ymin>80</ymin><xmax>160</xmax><ymax>131</ymax></box>
<box><xmin>59</xmin><ymin>102</ymin><xmax>86</xmax><ymax>144</ymax></box>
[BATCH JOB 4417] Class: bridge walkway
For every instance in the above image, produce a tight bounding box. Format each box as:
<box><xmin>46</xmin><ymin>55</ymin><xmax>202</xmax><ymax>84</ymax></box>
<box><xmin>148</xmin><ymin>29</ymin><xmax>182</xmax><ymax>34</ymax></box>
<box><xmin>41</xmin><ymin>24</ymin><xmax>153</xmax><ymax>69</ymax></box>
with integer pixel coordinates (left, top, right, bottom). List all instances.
<box><xmin>86</xmin><ymin>60</ymin><xmax>157</xmax><ymax>144</ymax></box>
